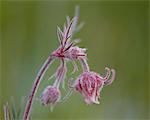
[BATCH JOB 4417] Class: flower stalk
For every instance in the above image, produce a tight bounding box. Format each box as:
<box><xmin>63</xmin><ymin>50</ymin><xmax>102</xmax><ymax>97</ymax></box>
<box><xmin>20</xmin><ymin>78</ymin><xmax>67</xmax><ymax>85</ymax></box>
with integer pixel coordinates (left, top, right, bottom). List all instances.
<box><xmin>23</xmin><ymin>56</ymin><xmax>54</xmax><ymax>120</ymax></box>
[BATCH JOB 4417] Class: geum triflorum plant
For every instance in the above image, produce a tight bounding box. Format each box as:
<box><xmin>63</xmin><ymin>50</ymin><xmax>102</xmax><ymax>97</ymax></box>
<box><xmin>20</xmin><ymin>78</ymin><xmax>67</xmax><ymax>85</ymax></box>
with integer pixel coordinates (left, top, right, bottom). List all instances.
<box><xmin>3</xmin><ymin>6</ymin><xmax>115</xmax><ymax>120</ymax></box>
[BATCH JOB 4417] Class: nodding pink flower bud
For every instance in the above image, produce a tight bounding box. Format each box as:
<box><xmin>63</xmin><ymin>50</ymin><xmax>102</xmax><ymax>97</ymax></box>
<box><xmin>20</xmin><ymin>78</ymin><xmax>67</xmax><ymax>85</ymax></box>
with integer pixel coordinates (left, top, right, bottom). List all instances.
<box><xmin>40</xmin><ymin>86</ymin><xmax>61</xmax><ymax>107</ymax></box>
<box><xmin>71</xmin><ymin>67</ymin><xmax>115</xmax><ymax>105</ymax></box>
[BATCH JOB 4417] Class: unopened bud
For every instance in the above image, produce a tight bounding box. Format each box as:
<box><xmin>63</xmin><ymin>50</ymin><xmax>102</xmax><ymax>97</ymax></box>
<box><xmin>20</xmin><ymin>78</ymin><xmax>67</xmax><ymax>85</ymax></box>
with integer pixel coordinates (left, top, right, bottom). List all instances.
<box><xmin>40</xmin><ymin>86</ymin><xmax>61</xmax><ymax>106</ymax></box>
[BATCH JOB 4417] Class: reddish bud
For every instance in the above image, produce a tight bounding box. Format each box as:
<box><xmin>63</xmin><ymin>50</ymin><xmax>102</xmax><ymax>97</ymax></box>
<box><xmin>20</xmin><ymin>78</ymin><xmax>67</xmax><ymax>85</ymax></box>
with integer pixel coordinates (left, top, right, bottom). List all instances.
<box><xmin>40</xmin><ymin>86</ymin><xmax>61</xmax><ymax>106</ymax></box>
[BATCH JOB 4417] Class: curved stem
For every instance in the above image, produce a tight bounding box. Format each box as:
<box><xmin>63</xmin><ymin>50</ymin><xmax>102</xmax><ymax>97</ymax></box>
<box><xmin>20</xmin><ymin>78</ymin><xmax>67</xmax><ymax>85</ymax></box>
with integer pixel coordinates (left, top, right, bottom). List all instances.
<box><xmin>23</xmin><ymin>55</ymin><xmax>54</xmax><ymax>120</ymax></box>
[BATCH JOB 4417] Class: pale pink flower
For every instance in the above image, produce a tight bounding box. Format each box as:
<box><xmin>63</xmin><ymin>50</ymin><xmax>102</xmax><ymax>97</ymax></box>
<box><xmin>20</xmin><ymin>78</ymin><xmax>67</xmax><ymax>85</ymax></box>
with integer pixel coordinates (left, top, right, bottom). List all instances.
<box><xmin>40</xmin><ymin>85</ymin><xmax>61</xmax><ymax>110</ymax></box>
<box><xmin>69</xmin><ymin>67</ymin><xmax>115</xmax><ymax>105</ymax></box>
<box><xmin>23</xmin><ymin>6</ymin><xmax>116</xmax><ymax>120</ymax></box>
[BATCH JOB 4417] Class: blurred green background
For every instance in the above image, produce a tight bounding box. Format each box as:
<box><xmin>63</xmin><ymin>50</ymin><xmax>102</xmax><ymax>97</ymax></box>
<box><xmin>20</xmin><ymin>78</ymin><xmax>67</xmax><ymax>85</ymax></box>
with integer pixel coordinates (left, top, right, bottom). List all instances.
<box><xmin>1</xmin><ymin>1</ymin><xmax>149</xmax><ymax>120</ymax></box>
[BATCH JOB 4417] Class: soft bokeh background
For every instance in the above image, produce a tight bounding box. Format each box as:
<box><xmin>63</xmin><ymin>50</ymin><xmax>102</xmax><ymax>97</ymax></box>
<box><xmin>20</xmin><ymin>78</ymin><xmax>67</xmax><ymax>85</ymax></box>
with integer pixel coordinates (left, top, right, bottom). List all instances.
<box><xmin>1</xmin><ymin>1</ymin><xmax>149</xmax><ymax>120</ymax></box>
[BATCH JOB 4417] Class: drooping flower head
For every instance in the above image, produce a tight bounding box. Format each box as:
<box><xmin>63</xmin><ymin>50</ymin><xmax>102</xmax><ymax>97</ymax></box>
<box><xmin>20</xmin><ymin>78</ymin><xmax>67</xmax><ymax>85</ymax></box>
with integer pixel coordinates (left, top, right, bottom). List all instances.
<box><xmin>40</xmin><ymin>85</ymin><xmax>61</xmax><ymax>110</ymax></box>
<box><xmin>69</xmin><ymin>67</ymin><xmax>115</xmax><ymax>105</ymax></box>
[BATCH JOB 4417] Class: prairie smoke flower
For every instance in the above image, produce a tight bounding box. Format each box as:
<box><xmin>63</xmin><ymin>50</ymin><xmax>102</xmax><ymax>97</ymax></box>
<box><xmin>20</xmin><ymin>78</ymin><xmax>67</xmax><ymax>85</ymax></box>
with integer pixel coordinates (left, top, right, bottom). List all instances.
<box><xmin>40</xmin><ymin>85</ymin><xmax>61</xmax><ymax>110</ymax></box>
<box><xmin>23</xmin><ymin>6</ymin><xmax>116</xmax><ymax>120</ymax></box>
<box><xmin>69</xmin><ymin>67</ymin><xmax>115</xmax><ymax>105</ymax></box>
